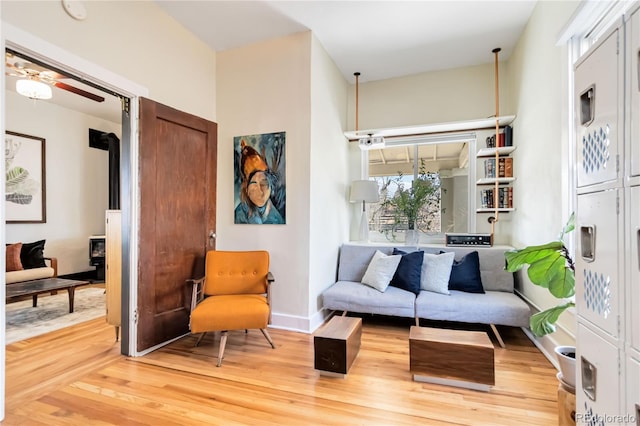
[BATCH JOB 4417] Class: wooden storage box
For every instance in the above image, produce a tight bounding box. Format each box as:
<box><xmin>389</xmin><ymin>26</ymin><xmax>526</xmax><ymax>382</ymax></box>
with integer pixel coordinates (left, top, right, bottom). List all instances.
<box><xmin>409</xmin><ymin>326</ymin><xmax>494</xmax><ymax>391</ymax></box>
<box><xmin>314</xmin><ymin>316</ymin><xmax>362</xmax><ymax>376</ymax></box>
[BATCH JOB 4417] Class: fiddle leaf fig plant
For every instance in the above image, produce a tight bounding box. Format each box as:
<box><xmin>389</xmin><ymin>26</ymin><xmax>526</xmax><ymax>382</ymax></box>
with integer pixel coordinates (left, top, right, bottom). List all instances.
<box><xmin>505</xmin><ymin>212</ymin><xmax>576</xmax><ymax>337</ymax></box>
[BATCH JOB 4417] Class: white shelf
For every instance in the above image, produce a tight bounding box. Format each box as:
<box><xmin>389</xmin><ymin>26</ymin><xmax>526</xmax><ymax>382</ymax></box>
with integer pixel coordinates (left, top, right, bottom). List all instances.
<box><xmin>476</xmin><ymin>146</ymin><xmax>516</xmax><ymax>157</ymax></box>
<box><xmin>476</xmin><ymin>177</ymin><xmax>516</xmax><ymax>185</ymax></box>
<box><xmin>476</xmin><ymin>208</ymin><xmax>515</xmax><ymax>213</ymax></box>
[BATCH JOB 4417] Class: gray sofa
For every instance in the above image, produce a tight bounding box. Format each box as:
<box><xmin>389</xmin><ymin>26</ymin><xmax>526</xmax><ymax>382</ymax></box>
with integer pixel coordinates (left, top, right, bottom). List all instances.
<box><xmin>321</xmin><ymin>243</ymin><xmax>531</xmax><ymax>347</ymax></box>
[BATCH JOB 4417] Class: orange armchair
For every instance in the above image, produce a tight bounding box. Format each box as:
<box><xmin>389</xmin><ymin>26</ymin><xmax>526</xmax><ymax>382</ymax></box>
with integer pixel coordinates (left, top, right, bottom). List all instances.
<box><xmin>188</xmin><ymin>250</ymin><xmax>275</xmax><ymax>366</ymax></box>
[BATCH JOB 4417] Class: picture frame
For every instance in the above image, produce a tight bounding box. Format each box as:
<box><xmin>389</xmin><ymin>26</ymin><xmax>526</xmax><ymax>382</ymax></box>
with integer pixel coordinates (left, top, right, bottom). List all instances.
<box><xmin>233</xmin><ymin>131</ymin><xmax>286</xmax><ymax>225</ymax></box>
<box><xmin>5</xmin><ymin>131</ymin><xmax>46</xmax><ymax>223</ymax></box>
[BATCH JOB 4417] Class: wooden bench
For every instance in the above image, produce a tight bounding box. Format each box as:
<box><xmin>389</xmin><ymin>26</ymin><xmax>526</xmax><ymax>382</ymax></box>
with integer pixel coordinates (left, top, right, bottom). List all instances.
<box><xmin>409</xmin><ymin>326</ymin><xmax>495</xmax><ymax>391</ymax></box>
<box><xmin>314</xmin><ymin>315</ymin><xmax>362</xmax><ymax>377</ymax></box>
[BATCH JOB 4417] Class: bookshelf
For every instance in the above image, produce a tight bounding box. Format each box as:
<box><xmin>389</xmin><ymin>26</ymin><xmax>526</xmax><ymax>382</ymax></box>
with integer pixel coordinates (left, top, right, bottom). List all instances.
<box><xmin>476</xmin><ymin>126</ymin><xmax>515</xmax><ymax>213</ymax></box>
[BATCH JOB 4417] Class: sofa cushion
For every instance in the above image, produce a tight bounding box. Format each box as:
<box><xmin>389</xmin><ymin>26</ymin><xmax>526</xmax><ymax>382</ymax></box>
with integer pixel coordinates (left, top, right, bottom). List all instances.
<box><xmin>6</xmin><ymin>266</ymin><xmax>55</xmax><ymax>284</ymax></box>
<box><xmin>415</xmin><ymin>290</ymin><xmax>531</xmax><ymax>327</ymax></box>
<box><xmin>390</xmin><ymin>248</ymin><xmax>423</xmax><ymax>295</ymax></box>
<box><xmin>445</xmin><ymin>250</ymin><xmax>485</xmax><ymax>294</ymax></box>
<box><xmin>20</xmin><ymin>240</ymin><xmax>47</xmax><ymax>269</ymax></box>
<box><xmin>337</xmin><ymin>245</ymin><xmax>394</xmax><ymax>282</ymax></box>
<box><xmin>6</xmin><ymin>243</ymin><xmax>23</xmax><ymax>272</ymax></box>
<box><xmin>322</xmin><ymin>281</ymin><xmax>416</xmax><ymax>318</ymax></box>
<box><xmin>421</xmin><ymin>252</ymin><xmax>454</xmax><ymax>295</ymax></box>
<box><xmin>361</xmin><ymin>250</ymin><xmax>402</xmax><ymax>292</ymax></box>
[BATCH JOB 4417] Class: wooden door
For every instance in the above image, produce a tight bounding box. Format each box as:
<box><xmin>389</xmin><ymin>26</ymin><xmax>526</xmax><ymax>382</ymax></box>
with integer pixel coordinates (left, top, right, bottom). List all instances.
<box><xmin>137</xmin><ymin>97</ymin><xmax>217</xmax><ymax>352</ymax></box>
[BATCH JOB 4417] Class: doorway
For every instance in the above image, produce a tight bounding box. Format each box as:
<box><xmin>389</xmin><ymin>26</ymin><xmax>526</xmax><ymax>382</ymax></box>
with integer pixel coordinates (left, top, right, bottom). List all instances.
<box><xmin>2</xmin><ymin>30</ymin><xmax>147</xmax><ymax>360</ymax></box>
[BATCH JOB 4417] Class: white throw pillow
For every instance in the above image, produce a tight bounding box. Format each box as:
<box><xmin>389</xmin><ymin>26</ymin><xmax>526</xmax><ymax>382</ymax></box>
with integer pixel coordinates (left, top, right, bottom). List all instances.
<box><xmin>361</xmin><ymin>250</ymin><xmax>402</xmax><ymax>292</ymax></box>
<box><xmin>420</xmin><ymin>252</ymin><xmax>455</xmax><ymax>294</ymax></box>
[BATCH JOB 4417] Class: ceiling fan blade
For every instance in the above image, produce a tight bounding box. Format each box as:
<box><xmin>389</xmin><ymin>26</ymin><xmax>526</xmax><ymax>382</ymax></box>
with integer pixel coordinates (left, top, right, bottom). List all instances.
<box><xmin>53</xmin><ymin>81</ymin><xmax>105</xmax><ymax>103</ymax></box>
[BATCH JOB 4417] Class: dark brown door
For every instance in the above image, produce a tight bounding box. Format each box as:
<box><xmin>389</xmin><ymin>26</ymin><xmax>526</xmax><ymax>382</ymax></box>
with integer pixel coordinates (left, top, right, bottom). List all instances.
<box><xmin>137</xmin><ymin>97</ymin><xmax>217</xmax><ymax>352</ymax></box>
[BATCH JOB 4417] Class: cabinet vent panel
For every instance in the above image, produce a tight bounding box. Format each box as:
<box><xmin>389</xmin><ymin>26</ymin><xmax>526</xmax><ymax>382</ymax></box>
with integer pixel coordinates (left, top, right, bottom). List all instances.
<box><xmin>583</xmin><ymin>269</ymin><xmax>612</xmax><ymax>319</ymax></box>
<box><xmin>582</xmin><ymin>125</ymin><xmax>611</xmax><ymax>174</ymax></box>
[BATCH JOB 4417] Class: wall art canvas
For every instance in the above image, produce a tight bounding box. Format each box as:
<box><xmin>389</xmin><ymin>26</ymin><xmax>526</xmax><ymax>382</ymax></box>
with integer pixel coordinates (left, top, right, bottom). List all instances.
<box><xmin>234</xmin><ymin>131</ymin><xmax>285</xmax><ymax>224</ymax></box>
<box><xmin>5</xmin><ymin>131</ymin><xmax>46</xmax><ymax>223</ymax></box>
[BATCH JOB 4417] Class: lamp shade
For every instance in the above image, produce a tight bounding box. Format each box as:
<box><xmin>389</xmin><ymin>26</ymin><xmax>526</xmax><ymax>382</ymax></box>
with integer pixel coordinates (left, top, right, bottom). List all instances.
<box><xmin>16</xmin><ymin>79</ymin><xmax>52</xmax><ymax>100</ymax></box>
<box><xmin>349</xmin><ymin>180</ymin><xmax>379</xmax><ymax>203</ymax></box>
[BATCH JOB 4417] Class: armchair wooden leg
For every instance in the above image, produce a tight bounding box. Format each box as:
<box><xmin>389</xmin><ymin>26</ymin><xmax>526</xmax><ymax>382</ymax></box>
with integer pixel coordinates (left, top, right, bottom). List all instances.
<box><xmin>217</xmin><ymin>331</ymin><xmax>228</xmax><ymax>367</ymax></box>
<box><xmin>260</xmin><ymin>328</ymin><xmax>276</xmax><ymax>349</ymax></box>
<box><xmin>195</xmin><ymin>332</ymin><xmax>206</xmax><ymax>347</ymax></box>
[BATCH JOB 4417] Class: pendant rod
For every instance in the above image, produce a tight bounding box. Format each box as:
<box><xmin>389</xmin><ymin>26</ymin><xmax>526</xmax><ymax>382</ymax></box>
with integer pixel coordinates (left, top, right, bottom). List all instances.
<box><xmin>354</xmin><ymin>72</ymin><xmax>361</xmax><ymax>132</ymax></box>
<box><xmin>491</xmin><ymin>47</ymin><xmax>501</xmax><ymax>236</ymax></box>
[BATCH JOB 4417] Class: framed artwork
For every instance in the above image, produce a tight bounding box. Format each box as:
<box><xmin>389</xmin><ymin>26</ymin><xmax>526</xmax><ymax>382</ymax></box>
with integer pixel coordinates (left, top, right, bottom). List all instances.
<box><xmin>233</xmin><ymin>131</ymin><xmax>286</xmax><ymax>224</ymax></box>
<box><xmin>5</xmin><ymin>131</ymin><xmax>46</xmax><ymax>223</ymax></box>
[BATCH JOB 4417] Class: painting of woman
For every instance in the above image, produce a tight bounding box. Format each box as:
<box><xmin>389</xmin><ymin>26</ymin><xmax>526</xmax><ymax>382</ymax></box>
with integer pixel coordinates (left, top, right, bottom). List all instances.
<box><xmin>233</xmin><ymin>132</ymin><xmax>285</xmax><ymax>224</ymax></box>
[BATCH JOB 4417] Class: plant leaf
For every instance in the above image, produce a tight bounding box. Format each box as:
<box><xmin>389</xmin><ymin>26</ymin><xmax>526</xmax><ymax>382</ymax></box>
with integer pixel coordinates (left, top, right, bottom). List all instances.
<box><xmin>504</xmin><ymin>241</ymin><xmax>564</xmax><ymax>272</ymax></box>
<box><xmin>6</xmin><ymin>193</ymin><xmax>33</xmax><ymax>205</ymax></box>
<box><xmin>6</xmin><ymin>167</ymin><xmax>29</xmax><ymax>192</ymax></box>
<box><xmin>526</xmin><ymin>252</ymin><xmax>575</xmax><ymax>298</ymax></box>
<box><xmin>530</xmin><ymin>302</ymin><xmax>575</xmax><ymax>337</ymax></box>
<box><xmin>558</xmin><ymin>212</ymin><xmax>575</xmax><ymax>241</ymax></box>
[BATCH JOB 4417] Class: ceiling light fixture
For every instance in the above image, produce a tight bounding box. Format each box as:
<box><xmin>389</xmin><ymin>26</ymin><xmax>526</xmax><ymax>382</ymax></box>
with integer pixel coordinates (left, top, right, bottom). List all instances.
<box><xmin>16</xmin><ymin>78</ymin><xmax>52</xmax><ymax>100</ymax></box>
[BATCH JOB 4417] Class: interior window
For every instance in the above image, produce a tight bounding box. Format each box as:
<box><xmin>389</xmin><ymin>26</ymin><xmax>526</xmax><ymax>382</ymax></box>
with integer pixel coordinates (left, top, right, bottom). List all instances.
<box><xmin>366</xmin><ymin>138</ymin><xmax>472</xmax><ymax>243</ymax></box>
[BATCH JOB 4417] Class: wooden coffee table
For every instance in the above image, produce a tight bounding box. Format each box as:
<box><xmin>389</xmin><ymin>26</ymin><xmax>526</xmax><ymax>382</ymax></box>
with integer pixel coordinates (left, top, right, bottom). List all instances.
<box><xmin>314</xmin><ymin>315</ymin><xmax>362</xmax><ymax>377</ymax></box>
<box><xmin>409</xmin><ymin>326</ymin><xmax>495</xmax><ymax>391</ymax></box>
<box><xmin>6</xmin><ymin>278</ymin><xmax>90</xmax><ymax>313</ymax></box>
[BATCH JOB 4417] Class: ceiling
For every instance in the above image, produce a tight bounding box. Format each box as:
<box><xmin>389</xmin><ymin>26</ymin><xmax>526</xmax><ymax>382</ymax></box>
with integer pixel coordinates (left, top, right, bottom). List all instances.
<box><xmin>156</xmin><ymin>0</ymin><xmax>538</xmax><ymax>82</ymax></box>
<box><xmin>4</xmin><ymin>1</ymin><xmax>537</xmax><ymax>123</ymax></box>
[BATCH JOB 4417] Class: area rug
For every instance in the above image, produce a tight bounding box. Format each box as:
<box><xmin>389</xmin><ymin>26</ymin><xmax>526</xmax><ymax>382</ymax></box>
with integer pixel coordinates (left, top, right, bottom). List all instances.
<box><xmin>6</xmin><ymin>287</ymin><xmax>106</xmax><ymax>344</ymax></box>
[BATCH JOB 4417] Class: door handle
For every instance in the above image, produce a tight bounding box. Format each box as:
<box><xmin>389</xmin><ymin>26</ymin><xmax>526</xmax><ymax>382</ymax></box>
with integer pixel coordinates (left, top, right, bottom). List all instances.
<box><xmin>209</xmin><ymin>231</ymin><xmax>216</xmax><ymax>247</ymax></box>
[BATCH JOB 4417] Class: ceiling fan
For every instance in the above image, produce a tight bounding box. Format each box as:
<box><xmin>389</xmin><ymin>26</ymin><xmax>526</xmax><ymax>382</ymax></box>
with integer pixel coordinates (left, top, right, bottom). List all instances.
<box><xmin>5</xmin><ymin>51</ymin><xmax>105</xmax><ymax>102</ymax></box>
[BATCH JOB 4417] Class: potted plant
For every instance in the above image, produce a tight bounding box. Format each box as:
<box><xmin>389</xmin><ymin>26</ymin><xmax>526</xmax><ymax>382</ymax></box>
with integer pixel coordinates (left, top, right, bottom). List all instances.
<box><xmin>504</xmin><ymin>212</ymin><xmax>576</xmax><ymax>387</ymax></box>
<box><xmin>376</xmin><ymin>160</ymin><xmax>441</xmax><ymax>245</ymax></box>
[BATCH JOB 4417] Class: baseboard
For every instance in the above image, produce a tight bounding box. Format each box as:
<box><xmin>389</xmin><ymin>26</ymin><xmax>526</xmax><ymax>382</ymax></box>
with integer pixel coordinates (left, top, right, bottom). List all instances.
<box><xmin>270</xmin><ymin>309</ymin><xmax>331</xmax><ymax>334</ymax></box>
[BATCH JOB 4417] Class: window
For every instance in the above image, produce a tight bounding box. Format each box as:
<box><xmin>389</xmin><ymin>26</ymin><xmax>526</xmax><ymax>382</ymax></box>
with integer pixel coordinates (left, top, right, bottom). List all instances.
<box><xmin>365</xmin><ymin>136</ymin><xmax>474</xmax><ymax>243</ymax></box>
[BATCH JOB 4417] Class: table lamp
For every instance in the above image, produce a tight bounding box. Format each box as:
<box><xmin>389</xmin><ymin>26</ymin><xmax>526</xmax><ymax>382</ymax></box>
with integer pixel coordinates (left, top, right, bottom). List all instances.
<box><xmin>350</xmin><ymin>180</ymin><xmax>379</xmax><ymax>241</ymax></box>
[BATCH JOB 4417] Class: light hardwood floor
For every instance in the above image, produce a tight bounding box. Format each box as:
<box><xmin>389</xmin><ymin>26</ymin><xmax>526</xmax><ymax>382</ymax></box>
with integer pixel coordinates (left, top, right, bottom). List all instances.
<box><xmin>4</xmin><ymin>315</ymin><xmax>559</xmax><ymax>425</ymax></box>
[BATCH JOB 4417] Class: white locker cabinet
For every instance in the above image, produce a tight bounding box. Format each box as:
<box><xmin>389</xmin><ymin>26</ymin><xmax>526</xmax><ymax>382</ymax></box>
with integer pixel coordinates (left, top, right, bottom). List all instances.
<box><xmin>631</xmin><ymin>186</ymin><xmax>640</xmax><ymax>351</ymax></box>
<box><xmin>576</xmin><ymin>189</ymin><xmax>623</xmax><ymax>338</ymax></box>
<box><xmin>576</xmin><ymin>324</ymin><xmax>623</xmax><ymax>425</ymax></box>
<box><xmin>105</xmin><ymin>210</ymin><xmax>122</xmax><ymax>342</ymax></box>
<box><xmin>575</xmin><ymin>25</ymin><xmax>622</xmax><ymax>188</ymax></box>
<box><xmin>627</xmin><ymin>356</ymin><xmax>640</xmax><ymax>425</ymax></box>
<box><xmin>629</xmin><ymin>9</ymin><xmax>640</xmax><ymax>178</ymax></box>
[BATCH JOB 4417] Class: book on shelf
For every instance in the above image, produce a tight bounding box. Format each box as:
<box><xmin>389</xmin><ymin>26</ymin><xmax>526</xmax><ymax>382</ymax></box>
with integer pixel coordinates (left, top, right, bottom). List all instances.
<box><xmin>485</xmin><ymin>125</ymin><xmax>513</xmax><ymax>149</ymax></box>
<box><xmin>504</xmin><ymin>125</ymin><xmax>513</xmax><ymax>147</ymax></box>
<box><xmin>479</xmin><ymin>187</ymin><xmax>513</xmax><ymax>209</ymax></box>
<box><xmin>483</xmin><ymin>158</ymin><xmax>513</xmax><ymax>178</ymax></box>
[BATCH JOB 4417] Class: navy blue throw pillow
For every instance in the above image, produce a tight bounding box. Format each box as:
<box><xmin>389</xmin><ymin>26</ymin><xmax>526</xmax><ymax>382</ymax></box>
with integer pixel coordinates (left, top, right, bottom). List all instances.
<box><xmin>443</xmin><ymin>251</ymin><xmax>485</xmax><ymax>293</ymax></box>
<box><xmin>20</xmin><ymin>239</ymin><xmax>47</xmax><ymax>269</ymax></box>
<box><xmin>390</xmin><ymin>248</ymin><xmax>423</xmax><ymax>295</ymax></box>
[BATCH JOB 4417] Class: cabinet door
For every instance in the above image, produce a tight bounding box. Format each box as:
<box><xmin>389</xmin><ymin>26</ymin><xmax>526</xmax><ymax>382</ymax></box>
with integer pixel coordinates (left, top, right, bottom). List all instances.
<box><xmin>627</xmin><ymin>355</ymin><xmax>640</xmax><ymax>426</ymax></box>
<box><xmin>631</xmin><ymin>186</ymin><xmax>640</xmax><ymax>351</ymax></box>
<box><xmin>575</xmin><ymin>26</ymin><xmax>622</xmax><ymax>188</ymax></box>
<box><xmin>105</xmin><ymin>210</ymin><xmax>122</xmax><ymax>327</ymax></box>
<box><xmin>576</xmin><ymin>190</ymin><xmax>622</xmax><ymax>338</ymax></box>
<box><xmin>576</xmin><ymin>324</ymin><xmax>622</xmax><ymax>425</ymax></box>
<box><xmin>629</xmin><ymin>9</ymin><xmax>640</xmax><ymax>178</ymax></box>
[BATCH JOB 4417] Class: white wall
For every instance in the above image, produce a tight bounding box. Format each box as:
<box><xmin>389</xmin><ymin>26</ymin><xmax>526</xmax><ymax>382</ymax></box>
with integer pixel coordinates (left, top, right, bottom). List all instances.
<box><xmin>308</xmin><ymin>35</ymin><xmax>350</xmax><ymax>324</ymax></box>
<box><xmin>216</xmin><ymin>32</ymin><xmax>315</xmax><ymax>330</ymax></box>
<box><xmin>351</xmin><ymin>63</ymin><xmax>510</xmax><ymax>131</ymax></box>
<box><xmin>5</xmin><ymin>91</ymin><xmax>119</xmax><ymax>275</ymax></box>
<box><xmin>507</xmin><ymin>0</ymin><xmax>580</xmax><ymax>350</ymax></box>
<box><xmin>1</xmin><ymin>0</ymin><xmax>216</xmax><ymax>121</ymax></box>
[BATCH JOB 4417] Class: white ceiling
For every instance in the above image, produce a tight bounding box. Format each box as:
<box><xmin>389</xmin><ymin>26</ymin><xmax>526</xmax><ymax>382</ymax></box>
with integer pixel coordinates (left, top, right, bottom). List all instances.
<box><xmin>4</xmin><ymin>1</ymin><xmax>537</xmax><ymax>123</ymax></box>
<box><xmin>156</xmin><ymin>0</ymin><xmax>538</xmax><ymax>82</ymax></box>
